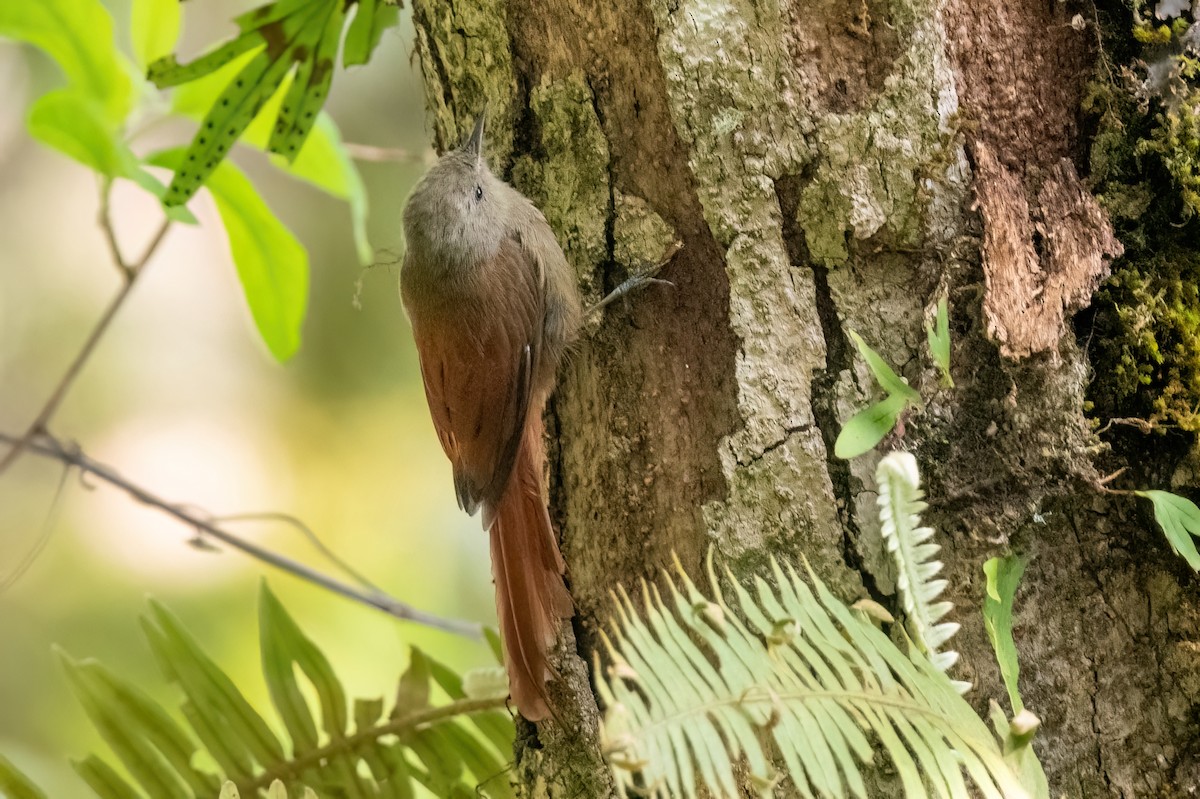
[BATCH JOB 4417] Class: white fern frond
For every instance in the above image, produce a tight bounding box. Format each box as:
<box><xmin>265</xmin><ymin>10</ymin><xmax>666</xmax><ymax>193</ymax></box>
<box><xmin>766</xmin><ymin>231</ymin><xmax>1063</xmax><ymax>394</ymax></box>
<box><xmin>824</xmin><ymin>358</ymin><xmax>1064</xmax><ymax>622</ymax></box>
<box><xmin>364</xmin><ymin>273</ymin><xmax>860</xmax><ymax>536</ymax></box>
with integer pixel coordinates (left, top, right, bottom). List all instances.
<box><xmin>877</xmin><ymin>451</ymin><xmax>968</xmax><ymax>691</ymax></box>
<box><xmin>596</xmin><ymin>551</ymin><xmax>1028</xmax><ymax>799</ymax></box>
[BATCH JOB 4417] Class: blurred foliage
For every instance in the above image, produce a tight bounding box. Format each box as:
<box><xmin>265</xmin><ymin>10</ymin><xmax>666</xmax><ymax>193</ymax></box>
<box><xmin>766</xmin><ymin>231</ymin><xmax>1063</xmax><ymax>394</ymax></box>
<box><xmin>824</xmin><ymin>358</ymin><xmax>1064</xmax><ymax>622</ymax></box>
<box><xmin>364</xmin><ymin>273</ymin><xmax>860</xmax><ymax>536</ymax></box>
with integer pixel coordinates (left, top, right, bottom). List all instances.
<box><xmin>0</xmin><ymin>0</ymin><xmax>397</xmax><ymax>361</ymax></box>
<box><xmin>0</xmin><ymin>0</ymin><xmax>496</xmax><ymax>795</ymax></box>
<box><xmin>1084</xmin><ymin>1</ymin><xmax>1200</xmax><ymax>431</ymax></box>
<box><xmin>0</xmin><ymin>587</ymin><xmax>515</xmax><ymax>798</ymax></box>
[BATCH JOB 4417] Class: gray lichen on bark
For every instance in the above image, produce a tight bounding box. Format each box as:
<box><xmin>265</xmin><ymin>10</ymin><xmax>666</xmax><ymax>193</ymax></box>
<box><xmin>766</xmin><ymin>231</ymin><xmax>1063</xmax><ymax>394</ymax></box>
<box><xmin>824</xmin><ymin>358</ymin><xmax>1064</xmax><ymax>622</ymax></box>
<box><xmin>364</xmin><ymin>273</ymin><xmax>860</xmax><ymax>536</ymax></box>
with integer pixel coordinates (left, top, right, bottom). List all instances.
<box><xmin>647</xmin><ymin>0</ymin><xmax>969</xmax><ymax>596</ymax></box>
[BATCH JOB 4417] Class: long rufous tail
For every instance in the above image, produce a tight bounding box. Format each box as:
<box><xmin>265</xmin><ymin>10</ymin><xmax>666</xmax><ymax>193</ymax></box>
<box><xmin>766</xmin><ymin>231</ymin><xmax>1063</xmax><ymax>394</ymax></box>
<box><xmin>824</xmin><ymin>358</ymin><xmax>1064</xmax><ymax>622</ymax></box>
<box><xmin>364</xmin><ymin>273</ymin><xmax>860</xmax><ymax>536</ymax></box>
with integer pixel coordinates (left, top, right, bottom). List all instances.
<box><xmin>486</xmin><ymin>414</ymin><xmax>573</xmax><ymax>721</ymax></box>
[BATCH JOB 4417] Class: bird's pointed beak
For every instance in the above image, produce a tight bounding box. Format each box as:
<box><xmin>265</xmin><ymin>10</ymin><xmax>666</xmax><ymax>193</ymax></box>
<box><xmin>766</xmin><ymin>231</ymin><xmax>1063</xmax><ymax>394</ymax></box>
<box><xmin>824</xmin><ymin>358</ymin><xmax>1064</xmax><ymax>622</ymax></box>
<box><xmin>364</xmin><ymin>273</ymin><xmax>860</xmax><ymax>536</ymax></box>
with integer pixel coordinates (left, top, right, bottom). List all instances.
<box><xmin>463</xmin><ymin>105</ymin><xmax>487</xmax><ymax>162</ymax></box>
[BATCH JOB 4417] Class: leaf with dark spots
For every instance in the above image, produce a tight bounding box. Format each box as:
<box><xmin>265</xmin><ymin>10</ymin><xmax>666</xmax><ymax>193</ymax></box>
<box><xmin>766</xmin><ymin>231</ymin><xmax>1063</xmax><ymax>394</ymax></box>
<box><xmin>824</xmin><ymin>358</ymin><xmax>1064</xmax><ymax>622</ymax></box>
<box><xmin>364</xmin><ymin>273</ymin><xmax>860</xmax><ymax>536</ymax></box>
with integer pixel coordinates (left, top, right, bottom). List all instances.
<box><xmin>149</xmin><ymin>0</ymin><xmax>385</xmax><ymax>204</ymax></box>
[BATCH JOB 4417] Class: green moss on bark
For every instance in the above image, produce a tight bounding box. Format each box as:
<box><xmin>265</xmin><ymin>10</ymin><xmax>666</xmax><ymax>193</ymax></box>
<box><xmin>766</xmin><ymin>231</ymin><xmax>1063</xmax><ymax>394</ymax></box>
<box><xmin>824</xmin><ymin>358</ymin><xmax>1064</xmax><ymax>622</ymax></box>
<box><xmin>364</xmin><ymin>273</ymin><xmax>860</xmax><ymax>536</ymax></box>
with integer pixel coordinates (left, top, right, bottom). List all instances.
<box><xmin>410</xmin><ymin>0</ymin><xmax>516</xmax><ymax>160</ymax></box>
<box><xmin>510</xmin><ymin>73</ymin><xmax>610</xmax><ymax>301</ymax></box>
<box><xmin>1084</xmin><ymin>3</ymin><xmax>1200</xmax><ymax>431</ymax></box>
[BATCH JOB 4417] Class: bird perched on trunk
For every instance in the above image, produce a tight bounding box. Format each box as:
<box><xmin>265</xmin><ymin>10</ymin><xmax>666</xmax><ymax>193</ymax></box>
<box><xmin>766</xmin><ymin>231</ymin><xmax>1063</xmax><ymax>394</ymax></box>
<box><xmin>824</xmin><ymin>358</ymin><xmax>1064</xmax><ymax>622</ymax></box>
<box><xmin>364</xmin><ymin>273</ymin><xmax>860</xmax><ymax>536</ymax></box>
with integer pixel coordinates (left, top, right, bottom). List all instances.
<box><xmin>400</xmin><ymin>109</ymin><xmax>581</xmax><ymax>721</ymax></box>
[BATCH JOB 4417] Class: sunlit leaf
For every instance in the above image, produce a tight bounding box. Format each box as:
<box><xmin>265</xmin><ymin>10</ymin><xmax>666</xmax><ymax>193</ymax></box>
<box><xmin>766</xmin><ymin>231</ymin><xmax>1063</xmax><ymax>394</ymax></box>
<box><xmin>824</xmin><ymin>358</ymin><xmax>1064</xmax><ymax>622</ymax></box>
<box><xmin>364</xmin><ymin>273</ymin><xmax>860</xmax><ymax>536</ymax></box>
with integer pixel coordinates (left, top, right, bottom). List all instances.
<box><xmin>149</xmin><ymin>0</ymin><xmax>354</xmax><ymax>205</ymax></box>
<box><xmin>0</xmin><ymin>0</ymin><xmax>133</xmax><ymax>124</ymax></box>
<box><xmin>983</xmin><ymin>555</ymin><xmax>1026</xmax><ymax>715</ymax></box>
<box><xmin>834</xmin><ymin>392</ymin><xmax>908</xmax><ymax>459</ymax></box>
<box><xmin>26</xmin><ymin>89</ymin><xmax>197</xmax><ymax>225</ymax></box>
<box><xmin>343</xmin><ymin>0</ymin><xmax>400</xmax><ymax>68</ymax></box>
<box><xmin>173</xmin><ymin>56</ymin><xmax>371</xmax><ymax>264</ymax></box>
<box><xmin>148</xmin><ymin>148</ymin><xmax>308</xmax><ymax>361</ymax></box>
<box><xmin>131</xmin><ymin>0</ymin><xmax>181</xmax><ymax>70</ymax></box>
<box><xmin>1137</xmin><ymin>490</ymin><xmax>1200</xmax><ymax>570</ymax></box>
<box><xmin>27</xmin><ymin>89</ymin><xmax>139</xmax><ymax>178</ymax></box>
<box><xmin>848</xmin><ymin>330</ymin><xmax>922</xmax><ymax>404</ymax></box>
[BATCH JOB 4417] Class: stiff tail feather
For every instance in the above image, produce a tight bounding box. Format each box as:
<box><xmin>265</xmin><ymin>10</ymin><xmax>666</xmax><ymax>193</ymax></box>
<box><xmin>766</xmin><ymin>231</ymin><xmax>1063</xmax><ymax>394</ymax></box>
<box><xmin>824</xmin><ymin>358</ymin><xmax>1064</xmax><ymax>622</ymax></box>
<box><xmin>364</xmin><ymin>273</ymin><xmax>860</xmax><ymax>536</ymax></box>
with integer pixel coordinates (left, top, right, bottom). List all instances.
<box><xmin>487</xmin><ymin>415</ymin><xmax>573</xmax><ymax>721</ymax></box>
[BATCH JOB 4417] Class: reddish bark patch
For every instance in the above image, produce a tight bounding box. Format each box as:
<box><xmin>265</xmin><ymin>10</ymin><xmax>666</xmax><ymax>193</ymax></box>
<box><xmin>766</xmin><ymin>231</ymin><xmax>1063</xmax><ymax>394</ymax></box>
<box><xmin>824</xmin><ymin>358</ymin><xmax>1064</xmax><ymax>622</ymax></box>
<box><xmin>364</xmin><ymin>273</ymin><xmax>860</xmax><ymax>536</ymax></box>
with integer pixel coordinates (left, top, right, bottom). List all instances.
<box><xmin>974</xmin><ymin>143</ymin><xmax>1122</xmax><ymax>358</ymax></box>
<box><xmin>945</xmin><ymin>0</ymin><xmax>1092</xmax><ymax>171</ymax></box>
<box><xmin>946</xmin><ymin>0</ymin><xmax>1121</xmax><ymax>358</ymax></box>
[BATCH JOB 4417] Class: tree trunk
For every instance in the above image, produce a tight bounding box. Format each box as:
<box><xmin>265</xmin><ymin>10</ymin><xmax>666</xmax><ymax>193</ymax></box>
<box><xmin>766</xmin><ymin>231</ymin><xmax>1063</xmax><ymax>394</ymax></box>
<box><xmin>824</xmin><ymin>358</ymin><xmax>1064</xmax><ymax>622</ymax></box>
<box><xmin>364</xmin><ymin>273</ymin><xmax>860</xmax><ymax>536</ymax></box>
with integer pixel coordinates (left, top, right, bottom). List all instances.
<box><xmin>410</xmin><ymin>0</ymin><xmax>1200</xmax><ymax>795</ymax></box>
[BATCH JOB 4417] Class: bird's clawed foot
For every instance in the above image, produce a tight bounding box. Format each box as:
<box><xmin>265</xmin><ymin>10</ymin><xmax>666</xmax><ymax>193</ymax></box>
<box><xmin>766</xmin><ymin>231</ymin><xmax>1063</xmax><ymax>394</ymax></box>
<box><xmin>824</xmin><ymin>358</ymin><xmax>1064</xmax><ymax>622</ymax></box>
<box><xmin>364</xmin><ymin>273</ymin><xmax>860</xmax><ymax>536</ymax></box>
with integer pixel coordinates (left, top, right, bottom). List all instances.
<box><xmin>586</xmin><ymin>240</ymin><xmax>682</xmax><ymax>318</ymax></box>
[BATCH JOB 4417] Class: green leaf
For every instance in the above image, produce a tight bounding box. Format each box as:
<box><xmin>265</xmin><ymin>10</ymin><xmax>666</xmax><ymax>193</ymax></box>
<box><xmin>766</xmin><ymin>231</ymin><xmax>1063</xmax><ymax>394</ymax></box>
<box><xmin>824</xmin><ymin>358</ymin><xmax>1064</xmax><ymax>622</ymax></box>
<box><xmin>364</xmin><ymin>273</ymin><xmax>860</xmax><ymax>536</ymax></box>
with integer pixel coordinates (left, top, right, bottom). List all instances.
<box><xmin>27</xmin><ymin>90</ymin><xmax>133</xmax><ymax>177</ymax></box>
<box><xmin>131</xmin><ymin>0</ymin><xmax>181</xmax><ymax>70</ymax></box>
<box><xmin>926</xmin><ymin>295</ymin><xmax>954</xmax><ymax>388</ymax></box>
<box><xmin>596</xmin><ymin>550</ymin><xmax>1028</xmax><ymax>799</ymax></box>
<box><xmin>27</xmin><ymin>90</ymin><xmax>197</xmax><ymax>225</ymax></box>
<box><xmin>171</xmin><ymin>54</ymin><xmax>371</xmax><ymax>264</ymax></box>
<box><xmin>983</xmin><ymin>555</ymin><xmax>1027</xmax><ymax>715</ymax></box>
<box><xmin>343</xmin><ymin>0</ymin><xmax>400</xmax><ymax>68</ymax></box>
<box><xmin>267</xmin><ymin>3</ymin><xmax>344</xmax><ymax>162</ymax></box>
<box><xmin>56</xmin><ymin>592</ymin><xmax>511</xmax><ymax>799</ymax></box>
<box><xmin>148</xmin><ymin>148</ymin><xmax>308</xmax><ymax>361</ymax></box>
<box><xmin>150</xmin><ymin>0</ymin><xmax>350</xmax><ymax>205</ymax></box>
<box><xmin>834</xmin><ymin>392</ymin><xmax>908</xmax><ymax>459</ymax></box>
<box><xmin>0</xmin><ymin>753</ymin><xmax>48</xmax><ymax>799</ymax></box>
<box><xmin>1136</xmin><ymin>490</ymin><xmax>1200</xmax><ymax>570</ymax></box>
<box><xmin>988</xmin><ymin>703</ymin><xmax>1049</xmax><ymax>799</ymax></box>
<box><xmin>259</xmin><ymin>582</ymin><xmax>348</xmax><ymax>747</ymax></box>
<box><xmin>71</xmin><ymin>755</ymin><xmax>142</xmax><ymax>799</ymax></box>
<box><xmin>0</xmin><ymin>0</ymin><xmax>133</xmax><ymax>124</ymax></box>
<box><xmin>142</xmin><ymin>600</ymin><xmax>284</xmax><ymax>772</ymax></box>
<box><xmin>482</xmin><ymin>627</ymin><xmax>504</xmax><ymax>665</ymax></box>
<box><xmin>394</xmin><ymin>649</ymin><xmax>432</xmax><ymax>714</ymax></box>
<box><xmin>57</xmin><ymin>649</ymin><xmax>196</xmax><ymax>799</ymax></box>
<box><xmin>848</xmin><ymin>329</ymin><xmax>922</xmax><ymax>405</ymax></box>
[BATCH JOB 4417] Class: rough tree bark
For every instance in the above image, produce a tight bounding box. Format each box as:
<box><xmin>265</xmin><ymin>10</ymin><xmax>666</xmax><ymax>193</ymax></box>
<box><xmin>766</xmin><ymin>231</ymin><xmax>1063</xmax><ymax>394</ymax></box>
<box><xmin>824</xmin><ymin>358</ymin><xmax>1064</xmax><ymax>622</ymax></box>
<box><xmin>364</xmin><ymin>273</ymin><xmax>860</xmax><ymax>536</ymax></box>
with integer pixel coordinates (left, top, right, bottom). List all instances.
<box><xmin>410</xmin><ymin>0</ymin><xmax>1200</xmax><ymax>796</ymax></box>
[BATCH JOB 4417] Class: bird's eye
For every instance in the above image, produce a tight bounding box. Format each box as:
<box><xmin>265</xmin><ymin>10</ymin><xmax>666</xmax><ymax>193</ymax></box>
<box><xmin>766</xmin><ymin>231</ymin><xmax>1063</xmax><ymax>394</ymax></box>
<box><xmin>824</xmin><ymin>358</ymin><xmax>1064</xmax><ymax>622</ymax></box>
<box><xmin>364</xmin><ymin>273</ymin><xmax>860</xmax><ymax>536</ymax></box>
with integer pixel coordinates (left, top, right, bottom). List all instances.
<box><xmin>474</xmin><ymin>185</ymin><xmax>483</xmax><ymax>201</ymax></box>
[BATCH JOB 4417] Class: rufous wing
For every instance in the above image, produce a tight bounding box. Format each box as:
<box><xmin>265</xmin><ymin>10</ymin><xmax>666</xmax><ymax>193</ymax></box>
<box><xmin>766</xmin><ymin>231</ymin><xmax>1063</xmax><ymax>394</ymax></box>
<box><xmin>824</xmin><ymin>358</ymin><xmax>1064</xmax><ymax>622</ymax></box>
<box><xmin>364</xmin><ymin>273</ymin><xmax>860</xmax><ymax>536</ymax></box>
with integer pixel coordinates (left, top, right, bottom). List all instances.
<box><xmin>402</xmin><ymin>238</ymin><xmax>545</xmax><ymax>519</ymax></box>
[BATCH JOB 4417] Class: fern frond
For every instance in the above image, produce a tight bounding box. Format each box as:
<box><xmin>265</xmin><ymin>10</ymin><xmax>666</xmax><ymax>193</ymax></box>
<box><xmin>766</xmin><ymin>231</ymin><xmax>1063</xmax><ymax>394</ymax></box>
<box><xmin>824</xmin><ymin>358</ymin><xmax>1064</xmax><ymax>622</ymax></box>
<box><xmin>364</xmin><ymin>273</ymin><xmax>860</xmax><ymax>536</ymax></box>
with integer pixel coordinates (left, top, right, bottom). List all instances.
<box><xmin>597</xmin><ymin>551</ymin><xmax>1027</xmax><ymax>799</ymax></box>
<box><xmin>53</xmin><ymin>584</ymin><xmax>514</xmax><ymax>799</ymax></box>
<box><xmin>877</xmin><ymin>452</ymin><xmax>968</xmax><ymax>692</ymax></box>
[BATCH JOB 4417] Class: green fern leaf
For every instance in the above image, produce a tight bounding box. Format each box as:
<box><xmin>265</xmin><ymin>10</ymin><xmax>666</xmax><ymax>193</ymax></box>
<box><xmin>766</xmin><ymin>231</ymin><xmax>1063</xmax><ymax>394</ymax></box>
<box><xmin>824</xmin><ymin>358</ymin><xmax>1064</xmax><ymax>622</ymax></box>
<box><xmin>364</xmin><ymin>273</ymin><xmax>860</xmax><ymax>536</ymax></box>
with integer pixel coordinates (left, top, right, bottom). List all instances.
<box><xmin>597</xmin><ymin>551</ymin><xmax>1028</xmax><ymax>799</ymax></box>
<box><xmin>877</xmin><ymin>452</ymin><xmax>968</xmax><ymax>692</ymax></box>
<box><xmin>0</xmin><ymin>753</ymin><xmax>49</xmax><ymax>799</ymax></box>
<box><xmin>46</xmin><ymin>587</ymin><xmax>514</xmax><ymax>799</ymax></box>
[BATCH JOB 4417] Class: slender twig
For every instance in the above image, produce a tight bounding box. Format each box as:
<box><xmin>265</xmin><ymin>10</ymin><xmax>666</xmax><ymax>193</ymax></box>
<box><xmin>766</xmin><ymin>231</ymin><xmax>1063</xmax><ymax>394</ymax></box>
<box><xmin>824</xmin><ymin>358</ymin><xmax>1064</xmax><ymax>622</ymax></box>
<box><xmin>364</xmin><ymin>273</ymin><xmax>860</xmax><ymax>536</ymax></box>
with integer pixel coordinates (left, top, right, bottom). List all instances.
<box><xmin>341</xmin><ymin>142</ymin><xmax>426</xmax><ymax>163</ymax></box>
<box><xmin>0</xmin><ymin>430</ymin><xmax>483</xmax><ymax>639</ymax></box>
<box><xmin>1098</xmin><ymin>466</ymin><xmax>1128</xmax><ymax>486</ymax></box>
<box><xmin>214</xmin><ymin>511</ymin><xmax>387</xmax><ymax>594</ymax></box>
<box><xmin>0</xmin><ymin>213</ymin><xmax>172</xmax><ymax>476</ymax></box>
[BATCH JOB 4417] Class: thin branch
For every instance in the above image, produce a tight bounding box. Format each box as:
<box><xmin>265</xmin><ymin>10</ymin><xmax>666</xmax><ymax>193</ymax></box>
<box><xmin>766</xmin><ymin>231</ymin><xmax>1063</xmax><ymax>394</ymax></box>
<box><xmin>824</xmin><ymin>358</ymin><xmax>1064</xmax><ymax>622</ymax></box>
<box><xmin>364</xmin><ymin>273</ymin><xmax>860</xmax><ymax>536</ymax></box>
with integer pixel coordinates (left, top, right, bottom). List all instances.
<box><xmin>0</xmin><ymin>457</ymin><xmax>70</xmax><ymax>591</ymax></box>
<box><xmin>214</xmin><ymin>511</ymin><xmax>387</xmax><ymax>594</ymax></box>
<box><xmin>0</xmin><ymin>214</ymin><xmax>172</xmax><ymax>476</ymax></box>
<box><xmin>341</xmin><ymin>141</ymin><xmax>425</xmax><ymax>163</ymax></box>
<box><xmin>0</xmin><ymin>430</ymin><xmax>483</xmax><ymax>639</ymax></box>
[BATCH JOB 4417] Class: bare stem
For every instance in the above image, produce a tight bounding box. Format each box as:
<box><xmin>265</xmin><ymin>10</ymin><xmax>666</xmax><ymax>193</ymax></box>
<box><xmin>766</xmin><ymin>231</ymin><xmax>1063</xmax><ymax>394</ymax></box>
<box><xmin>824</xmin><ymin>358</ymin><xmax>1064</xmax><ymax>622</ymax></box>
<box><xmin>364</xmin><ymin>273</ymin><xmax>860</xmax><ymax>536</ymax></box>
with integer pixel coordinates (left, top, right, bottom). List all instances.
<box><xmin>0</xmin><ymin>212</ymin><xmax>172</xmax><ymax>476</ymax></box>
<box><xmin>0</xmin><ymin>430</ymin><xmax>482</xmax><ymax>639</ymax></box>
<box><xmin>342</xmin><ymin>142</ymin><xmax>426</xmax><ymax>163</ymax></box>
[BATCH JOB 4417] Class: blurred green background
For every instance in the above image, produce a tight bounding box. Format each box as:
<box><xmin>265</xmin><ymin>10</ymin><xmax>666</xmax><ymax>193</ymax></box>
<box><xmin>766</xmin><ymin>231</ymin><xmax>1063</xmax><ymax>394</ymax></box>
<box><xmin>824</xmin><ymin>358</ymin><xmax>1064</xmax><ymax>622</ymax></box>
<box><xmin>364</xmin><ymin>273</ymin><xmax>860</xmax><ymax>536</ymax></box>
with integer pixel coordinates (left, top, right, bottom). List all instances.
<box><xmin>0</xmin><ymin>2</ymin><xmax>497</xmax><ymax>794</ymax></box>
